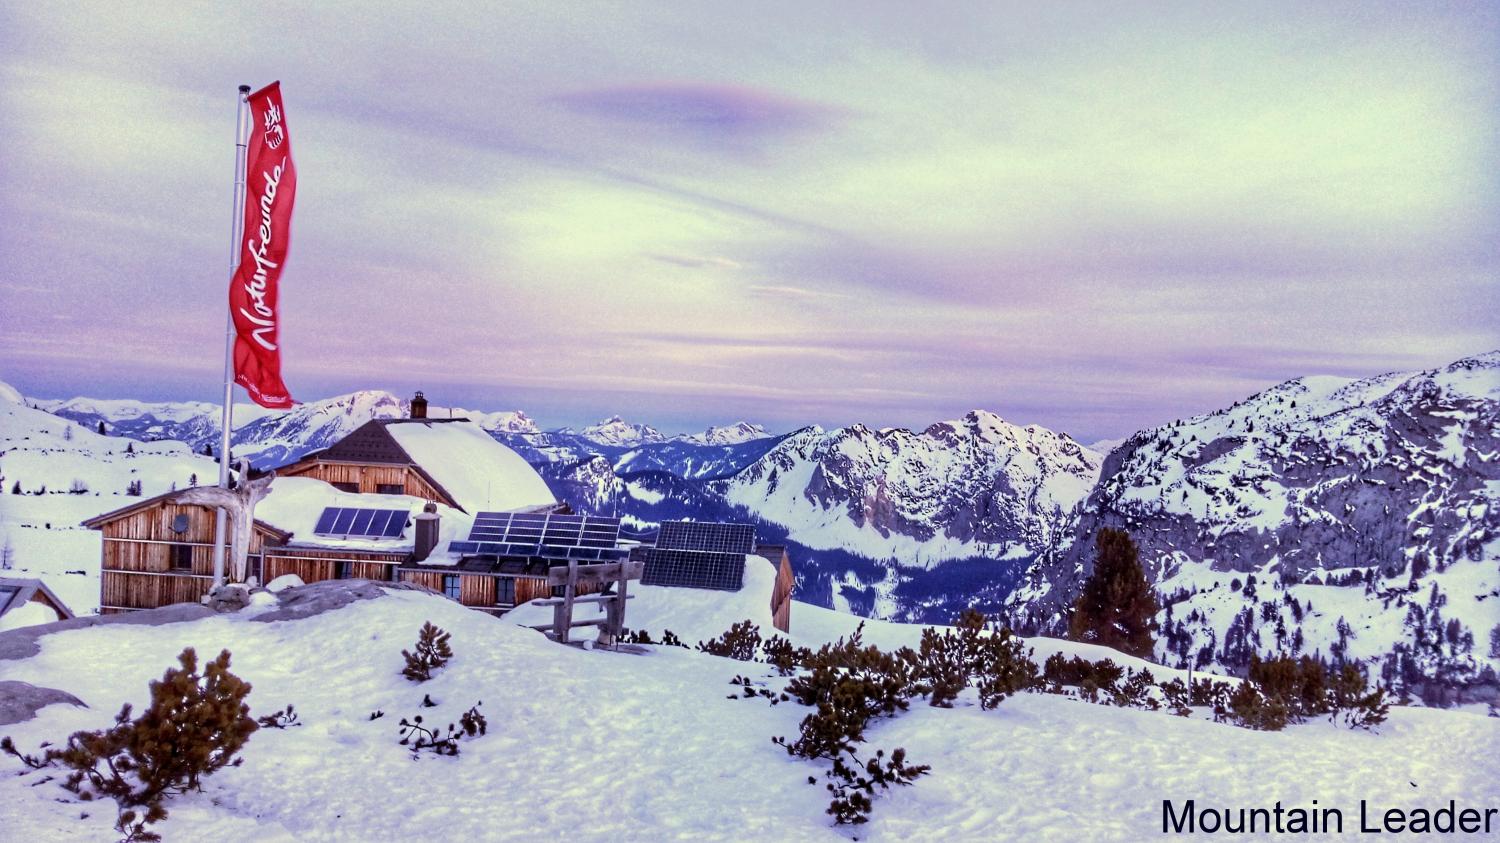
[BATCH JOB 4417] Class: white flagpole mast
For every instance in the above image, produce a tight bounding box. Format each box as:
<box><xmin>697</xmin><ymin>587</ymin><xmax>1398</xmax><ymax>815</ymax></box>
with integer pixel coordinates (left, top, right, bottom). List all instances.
<box><xmin>212</xmin><ymin>84</ymin><xmax>252</xmax><ymax>590</ymax></box>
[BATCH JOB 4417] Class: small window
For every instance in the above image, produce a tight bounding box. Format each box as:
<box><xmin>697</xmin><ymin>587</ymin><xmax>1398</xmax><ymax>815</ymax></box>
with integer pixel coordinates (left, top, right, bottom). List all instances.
<box><xmin>496</xmin><ymin>578</ymin><xmax>516</xmax><ymax>607</ymax></box>
<box><xmin>332</xmin><ymin>482</ymin><xmax>359</xmax><ymax>493</ymax></box>
<box><xmin>376</xmin><ymin>483</ymin><xmax>405</xmax><ymax>495</ymax></box>
<box><xmin>335</xmin><ymin>561</ymin><xmax>352</xmax><ymax>580</ymax></box>
<box><xmin>443</xmin><ymin>575</ymin><xmax>462</xmax><ymax>601</ymax></box>
<box><xmin>171</xmin><ymin>544</ymin><xmax>193</xmax><ymax>571</ymax></box>
<box><xmin>551</xmin><ymin>584</ymin><xmax>566</xmax><ymax>599</ymax></box>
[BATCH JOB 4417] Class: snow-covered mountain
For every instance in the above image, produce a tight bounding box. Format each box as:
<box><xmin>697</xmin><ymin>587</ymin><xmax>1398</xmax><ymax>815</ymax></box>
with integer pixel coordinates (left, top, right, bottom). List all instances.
<box><xmin>538</xmin><ymin>412</ymin><xmax>1102</xmax><ymax>622</ymax></box>
<box><xmin>570</xmin><ymin>415</ymin><xmax>666</xmax><ymax>447</ymax></box>
<box><xmin>721</xmin><ymin>412</ymin><xmax>1100</xmax><ymax>569</ymax></box>
<box><xmin>37</xmin><ymin>389</ymin><xmax>538</xmax><ymax>469</ymax></box>
<box><xmin>1009</xmin><ymin>352</ymin><xmax>1500</xmax><ymax>702</ymax></box>
<box><xmin>677</xmin><ymin>421</ymin><xmax>770</xmax><ymax>446</ymax></box>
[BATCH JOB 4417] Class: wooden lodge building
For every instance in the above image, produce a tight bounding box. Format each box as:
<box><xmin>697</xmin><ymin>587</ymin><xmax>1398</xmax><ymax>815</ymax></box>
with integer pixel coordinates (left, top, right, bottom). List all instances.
<box><xmin>83</xmin><ymin>396</ymin><xmax>794</xmax><ymax>629</ymax></box>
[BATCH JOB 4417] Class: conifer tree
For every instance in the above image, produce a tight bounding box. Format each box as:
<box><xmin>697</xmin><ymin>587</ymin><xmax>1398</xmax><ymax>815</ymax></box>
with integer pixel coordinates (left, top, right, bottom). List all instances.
<box><xmin>1068</xmin><ymin>528</ymin><xmax>1159</xmax><ymax>658</ymax></box>
<box><xmin>402</xmin><ymin>622</ymin><xmax>454</xmax><ymax>682</ymax></box>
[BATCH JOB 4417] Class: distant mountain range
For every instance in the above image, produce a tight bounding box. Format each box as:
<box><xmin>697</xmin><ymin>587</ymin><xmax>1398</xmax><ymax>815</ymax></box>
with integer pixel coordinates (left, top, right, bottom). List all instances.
<box><xmin>10</xmin><ymin>350</ymin><xmax>1498</xmax><ymax>697</ymax></box>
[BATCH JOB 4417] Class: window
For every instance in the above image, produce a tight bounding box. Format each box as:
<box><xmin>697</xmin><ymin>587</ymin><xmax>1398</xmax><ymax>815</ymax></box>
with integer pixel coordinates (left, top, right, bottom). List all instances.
<box><xmin>172</xmin><ymin>544</ymin><xmax>193</xmax><ymax>571</ymax></box>
<box><xmin>376</xmin><ymin>483</ymin><xmax>405</xmax><ymax>495</ymax></box>
<box><xmin>551</xmin><ymin>584</ymin><xmax>566</xmax><ymax>599</ymax></box>
<box><xmin>332</xmin><ymin>482</ymin><xmax>359</xmax><ymax>493</ymax></box>
<box><xmin>443</xmin><ymin>575</ymin><xmax>461</xmax><ymax>600</ymax></box>
<box><xmin>335</xmin><ymin>561</ymin><xmax>352</xmax><ymax>580</ymax></box>
<box><xmin>496</xmin><ymin>578</ymin><xmax>516</xmax><ymax>607</ymax></box>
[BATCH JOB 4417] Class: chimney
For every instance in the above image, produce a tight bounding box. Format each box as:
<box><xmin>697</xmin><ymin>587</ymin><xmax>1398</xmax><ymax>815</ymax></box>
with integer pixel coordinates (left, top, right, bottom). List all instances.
<box><xmin>413</xmin><ymin>502</ymin><xmax>440</xmax><ymax>561</ymax></box>
<box><xmin>410</xmin><ymin>390</ymin><xmax>428</xmax><ymax>419</ymax></box>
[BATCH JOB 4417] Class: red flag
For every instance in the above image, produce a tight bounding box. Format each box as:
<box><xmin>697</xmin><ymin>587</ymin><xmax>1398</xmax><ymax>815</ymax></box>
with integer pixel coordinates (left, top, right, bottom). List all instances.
<box><xmin>230</xmin><ymin>81</ymin><xmax>297</xmax><ymax>409</ymax></box>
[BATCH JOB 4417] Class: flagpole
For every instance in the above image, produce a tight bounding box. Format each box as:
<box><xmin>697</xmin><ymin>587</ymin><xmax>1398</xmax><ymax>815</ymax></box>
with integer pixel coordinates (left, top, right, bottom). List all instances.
<box><xmin>212</xmin><ymin>84</ymin><xmax>252</xmax><ymax>590</ymax></box>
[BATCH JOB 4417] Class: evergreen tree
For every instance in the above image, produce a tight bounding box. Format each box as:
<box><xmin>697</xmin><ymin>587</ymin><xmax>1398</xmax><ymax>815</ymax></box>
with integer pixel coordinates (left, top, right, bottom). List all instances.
<box><xmin>402</xmin><ymin>622</ymin><xmax>454</xmax><ymax>682</ymax></box>
<box><xmin>9</xmin><ymin>481</ymin><xmax>19</xmax><ymax>495</ymax></box>
<box><xmin>125</xmin><ymin>442</ymin><xmax>135</xmax><ymax>454</ymax></box>
<box><xmin>97</xmin><ymin>421</ymin><xmax>107</xmax><ymax>435</ymax></box>
<box><xmin>1068</xmin><ymin>529</ymin><xmax>1159</xmax><ymax>658</ymax></box>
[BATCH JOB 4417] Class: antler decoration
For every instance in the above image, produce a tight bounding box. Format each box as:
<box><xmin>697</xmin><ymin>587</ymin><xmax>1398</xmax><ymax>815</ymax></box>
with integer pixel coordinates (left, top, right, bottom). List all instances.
<box><xmin>177</xmin><ymin>460</ymin><xmax>275</xmax><ymax>582</ymax></box>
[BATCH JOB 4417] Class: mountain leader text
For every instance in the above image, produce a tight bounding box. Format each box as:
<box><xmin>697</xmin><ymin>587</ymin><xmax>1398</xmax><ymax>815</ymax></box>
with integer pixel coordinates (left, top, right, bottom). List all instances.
<box><xmin>1163</xmin><ymin>799</ymin><xmax>1497</xmax><ymax>835</ymax></box>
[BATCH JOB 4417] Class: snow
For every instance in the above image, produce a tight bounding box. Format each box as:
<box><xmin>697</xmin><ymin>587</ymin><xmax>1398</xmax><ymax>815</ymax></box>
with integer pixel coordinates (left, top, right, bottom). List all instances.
<box><xmin>0</xmin><ymin>584</ymin><xmax>1494</xmax><ymax>841</ymax></box>
<box><xmin>0</xmin><ymin>601</ymin><xmax>58</xmax><ymax>631</ymax></box>
<box><xmin>264</xmin><ymin>574</ymin><xmax>304</xmax><ymax>593</ymax></box>
<box><xmin>251</xmin><ymin>476</ymin><xmax>470</xmax><ymax>552</ymax></box>
<box><xmin>0</xmin><ymin>380</ymin><xmax>24</xmax><ymax>406</ymax></box>
<box><xmin>382</xmin><ymin>420</ymin><xmax>555</xmax><ymax>512</ymax></box>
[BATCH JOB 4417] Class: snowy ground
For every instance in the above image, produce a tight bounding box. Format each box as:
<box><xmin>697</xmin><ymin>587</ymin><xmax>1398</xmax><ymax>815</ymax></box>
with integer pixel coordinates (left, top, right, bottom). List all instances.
<box><xmin>0</xmin><ymin>496</ymin><xmax>106</xmax><ymax>616</ymax></box>
<box><xmin>1</xmin><ymin>578</ymin><xmax>1495</xmax><ymax>841</ymax></box>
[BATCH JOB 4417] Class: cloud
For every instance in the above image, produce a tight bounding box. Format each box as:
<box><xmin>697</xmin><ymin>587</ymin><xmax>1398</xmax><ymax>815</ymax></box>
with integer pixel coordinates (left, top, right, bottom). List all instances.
<box><xmin>549</xmin><ymin>82</ymin><xmax>841</xmax><ymax>137</ymax></box>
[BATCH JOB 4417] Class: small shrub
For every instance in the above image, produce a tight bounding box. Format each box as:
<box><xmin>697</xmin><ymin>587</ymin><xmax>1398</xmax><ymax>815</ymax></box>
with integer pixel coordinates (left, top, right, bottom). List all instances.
<box><xmin>761</xmin><ymin>636</ymin><xmax>808</xmax><ymax>675</ymax></box>
<box><xmin>2</xmin><ymin>648</ymin><xmax>256</xmax><ymax>843</ymax></box>
<box><xmin>698</xmin><ymin>620</ymin><xmax>762</xmax><ymax>661</ymax></box>
<box><xmin>255</xmin><ymin>704</ymin><xmax>300</xmax><ymax>729</ymax></box>
<box><xmin>401</xmin><ymin>622</ymin><xmax>453</xmax><ymax>683</ymax></box>
<box><xmin>824</xmin><ymin>747</ymin><xmax>929</xmax><ymax>825</ymax></box>
<box><xmin>397</xmin><ymin>702</ymin><xmax>486</xmax><ymax>758</ymax></box>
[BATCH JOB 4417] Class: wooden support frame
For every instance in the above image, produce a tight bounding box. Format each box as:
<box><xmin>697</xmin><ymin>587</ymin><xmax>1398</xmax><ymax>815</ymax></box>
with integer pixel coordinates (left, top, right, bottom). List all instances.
<box><xmin>528</xmin><ymin>560</ymin><xmax>643</xmax><ymax>646</ymax></box>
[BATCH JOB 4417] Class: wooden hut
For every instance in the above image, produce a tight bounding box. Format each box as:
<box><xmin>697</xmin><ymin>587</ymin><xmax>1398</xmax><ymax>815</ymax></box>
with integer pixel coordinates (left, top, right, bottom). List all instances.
<box><xmin>83</xmin><ymin>406</ymin><xmax>561</xmax><ymax>614</ymax></box>
<box><xmin>82</xmin><ymin>494</ymin><xmax>289</xmax><ymax>613</ymax></box>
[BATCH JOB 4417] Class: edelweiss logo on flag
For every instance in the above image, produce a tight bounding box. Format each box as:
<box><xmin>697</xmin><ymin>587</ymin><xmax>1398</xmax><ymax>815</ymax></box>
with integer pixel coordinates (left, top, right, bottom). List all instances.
<box><xmin>263</xmin><ymin>103</ymin><xmax>285</xmax><ymax>149</ymax></box>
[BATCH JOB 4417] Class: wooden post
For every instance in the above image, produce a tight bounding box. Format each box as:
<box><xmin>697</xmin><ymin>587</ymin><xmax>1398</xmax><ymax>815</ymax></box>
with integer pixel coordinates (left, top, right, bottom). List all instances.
<box><xmin>557</xmin><ymin>560</ymin><xmax>578</xmax><ymax>644</ymax></box>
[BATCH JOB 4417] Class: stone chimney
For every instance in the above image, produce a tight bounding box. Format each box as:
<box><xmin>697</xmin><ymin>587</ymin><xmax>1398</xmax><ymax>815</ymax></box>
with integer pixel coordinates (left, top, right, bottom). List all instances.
<box><xmin>413</xmin><ymin>502</ymin><xmax>440</xmax><ymax>561</ymax></box>
<box><xmin>410</xmin><ymin>390</ymin><xmax>428</xmax><ymax>419</ymax></box>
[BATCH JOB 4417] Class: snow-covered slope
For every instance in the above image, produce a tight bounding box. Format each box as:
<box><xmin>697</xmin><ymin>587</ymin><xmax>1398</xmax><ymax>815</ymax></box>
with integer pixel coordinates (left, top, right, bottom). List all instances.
<box><xmin>1</xmin><ymin>583</ymin><xmax>1494</xmax><ymax>841</ymax></box>
<box><xmin>1010</xmin><ymin>352</ymin><xmax>1500</xmax><ymax>701</ymax></box>
<box><xmin>0</xmin><ymin>392</ymin><xmax>227</xmax><ymax>616</ymax></box>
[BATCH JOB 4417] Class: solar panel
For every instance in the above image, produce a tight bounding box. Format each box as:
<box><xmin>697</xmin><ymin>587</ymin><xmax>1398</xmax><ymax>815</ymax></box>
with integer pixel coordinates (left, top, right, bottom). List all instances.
<box><xmin>655</xmin><ymin>521</ymin><xmax>755</xmax><ymax>554</ymax></box>
<box><xmin>640</xmin><ymin>548</ymin><xmax>746</xmax><ymax>591</ymax></box>
<box><xmin>450</xmin><ymin>512</ymin><xmax>627</xmax><ymax>561</ymax></box>
<box><xmin>313</xmin><ymin>507</ymin><xmax>410</xmax><ymax>539</ymax></box>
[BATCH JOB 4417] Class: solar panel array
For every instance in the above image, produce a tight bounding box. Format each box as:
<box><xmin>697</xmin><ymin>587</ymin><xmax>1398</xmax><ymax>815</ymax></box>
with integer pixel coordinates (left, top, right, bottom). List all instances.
<box><xmin>312</xmin><ymin>507</ymin><xmax>410</xmax><ymax>539</ymax></box>
<box><xmin>636</xmin><ymin>521</ymin><xmax>756</xmax><ymax>592</ymax></box>
<box><xmin>639</xmin><ymin>548</ymin><xmax>746</xmax><ymax>591</ymax></box>
<box><xmin>656</xmin><ymin>521</ymin><xmax>755</xmax><ymax>554</ymax></box>
<box><xmin>447</xmin><ymin>512</ymin><xmax>629</xmax><ymax>561</ymax></box>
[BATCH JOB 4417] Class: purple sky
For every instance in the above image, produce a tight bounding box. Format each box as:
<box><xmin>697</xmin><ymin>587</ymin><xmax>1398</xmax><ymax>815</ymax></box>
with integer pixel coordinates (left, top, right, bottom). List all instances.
<box><xmin>1</xmin><ymin>3</ymin><xmax>1496</xmax><ymax>440</ymax></box>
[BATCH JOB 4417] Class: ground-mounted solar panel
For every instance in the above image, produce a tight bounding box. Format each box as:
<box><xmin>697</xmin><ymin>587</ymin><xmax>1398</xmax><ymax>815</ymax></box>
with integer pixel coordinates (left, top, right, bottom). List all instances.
<box><xmin>655</xmin><ymin>521</ymin><xmax>755</xmax><ymax>555</ymax></box>
<box><xmin>312</xmin><ymin>507</ymin><xmax>410</xmax><ymax>539</ymax></box>
<box><xmin>639</xmin><ymin>548</ymin><xmax>746</xmax><ymax>591</ymax></box>
<box><xmin>450</xmin><ymin>512</ymin><xmax>627</xmax><ymax>560</ymax></box>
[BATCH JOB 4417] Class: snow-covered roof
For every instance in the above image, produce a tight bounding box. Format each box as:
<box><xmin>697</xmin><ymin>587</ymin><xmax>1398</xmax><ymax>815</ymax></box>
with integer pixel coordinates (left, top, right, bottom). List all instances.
<box><xmin>381</xmin><ymin>420</ymin><xmax>555</xmax><ymax>513</ymax></box>
<box><xmin>254</xmin><ymin>476</ymin><xmax>472</xmax><ymax>552</ymax></box>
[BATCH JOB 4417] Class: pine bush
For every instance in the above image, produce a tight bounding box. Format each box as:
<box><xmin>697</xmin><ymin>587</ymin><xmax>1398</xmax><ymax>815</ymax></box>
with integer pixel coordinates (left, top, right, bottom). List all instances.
<box><xmin>1</xmin><ymin>648</ymin><xmax>256</xmax><ymax>842</ymax></box>
<box><xmin>401</xmin><ymin>622</ymin><xmax>453</xmax><ymax>682</ymax></box>
<box><xmin>697</xmin><ymin>620</ymin><xmax>762</xmax><ymax>661</ymax></box>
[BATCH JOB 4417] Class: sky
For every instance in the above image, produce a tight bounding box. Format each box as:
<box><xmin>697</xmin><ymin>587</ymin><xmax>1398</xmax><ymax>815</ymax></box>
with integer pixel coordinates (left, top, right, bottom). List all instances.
<box><xmin>1</xmin><ymin>2</ymin><xmax>1496</xmax><ymax>441</ymax></box>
